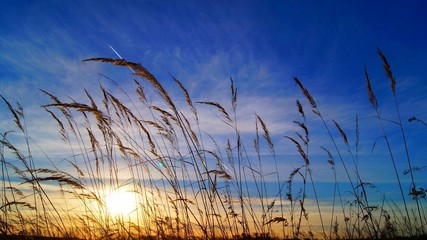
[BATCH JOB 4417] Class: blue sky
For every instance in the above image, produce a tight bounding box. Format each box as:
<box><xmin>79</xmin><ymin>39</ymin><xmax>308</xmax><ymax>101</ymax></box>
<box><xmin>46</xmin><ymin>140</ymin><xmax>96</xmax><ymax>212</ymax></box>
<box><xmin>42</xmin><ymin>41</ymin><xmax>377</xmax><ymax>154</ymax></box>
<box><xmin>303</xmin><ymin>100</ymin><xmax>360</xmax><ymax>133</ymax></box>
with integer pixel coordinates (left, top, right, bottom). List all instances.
<box><xmin>1</xmin><ymin>0</ymin><xmax>427</xmax><ymax>222</ymax></box>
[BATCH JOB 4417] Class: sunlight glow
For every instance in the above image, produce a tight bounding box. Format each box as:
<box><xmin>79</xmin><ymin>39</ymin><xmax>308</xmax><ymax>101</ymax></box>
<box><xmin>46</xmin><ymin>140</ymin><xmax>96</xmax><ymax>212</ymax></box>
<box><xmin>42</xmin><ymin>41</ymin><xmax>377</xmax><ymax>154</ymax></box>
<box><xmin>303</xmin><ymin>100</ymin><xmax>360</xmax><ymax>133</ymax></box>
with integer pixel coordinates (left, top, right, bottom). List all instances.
<box><xmin>105</xmin><ymin>189</ymin><xmax>137</xmax><ymax>217</ymax></box>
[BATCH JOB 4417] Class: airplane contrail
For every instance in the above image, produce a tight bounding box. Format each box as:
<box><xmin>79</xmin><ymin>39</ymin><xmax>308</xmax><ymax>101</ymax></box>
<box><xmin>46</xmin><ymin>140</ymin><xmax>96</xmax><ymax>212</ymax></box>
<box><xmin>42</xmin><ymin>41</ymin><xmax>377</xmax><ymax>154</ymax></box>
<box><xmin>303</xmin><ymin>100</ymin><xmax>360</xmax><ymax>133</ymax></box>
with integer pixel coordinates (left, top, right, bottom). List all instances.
<box><xmin>108</xmin><ymin>45</ymin><xmax>135</xmax><ymax>73</ymax></box>
<box><xmin>109</xmin><ymin>45</ymin><xmax>124</xmax><ymax>59</ymax></box>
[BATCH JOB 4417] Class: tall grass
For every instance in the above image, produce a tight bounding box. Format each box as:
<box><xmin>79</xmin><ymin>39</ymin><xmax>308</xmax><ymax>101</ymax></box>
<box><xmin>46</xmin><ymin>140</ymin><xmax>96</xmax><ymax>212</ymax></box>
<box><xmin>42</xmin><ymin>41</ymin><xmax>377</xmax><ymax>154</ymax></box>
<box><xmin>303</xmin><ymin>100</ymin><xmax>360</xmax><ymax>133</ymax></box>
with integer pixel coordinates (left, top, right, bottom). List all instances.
<box><xmin>0</xmin><ymin>51</ymin><xmax>425</xmax><ymax>239</ymax></box>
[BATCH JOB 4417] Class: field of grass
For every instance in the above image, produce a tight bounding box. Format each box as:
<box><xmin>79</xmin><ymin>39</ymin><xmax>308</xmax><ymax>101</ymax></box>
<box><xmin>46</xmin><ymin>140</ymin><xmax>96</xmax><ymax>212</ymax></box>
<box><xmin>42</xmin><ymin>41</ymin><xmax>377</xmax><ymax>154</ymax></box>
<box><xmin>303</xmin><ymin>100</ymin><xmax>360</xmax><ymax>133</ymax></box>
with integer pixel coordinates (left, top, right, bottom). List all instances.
<box><xmin>1</xmin><ymin>50</ymin><xmax>426</xmax><ymax>239</ymax></box>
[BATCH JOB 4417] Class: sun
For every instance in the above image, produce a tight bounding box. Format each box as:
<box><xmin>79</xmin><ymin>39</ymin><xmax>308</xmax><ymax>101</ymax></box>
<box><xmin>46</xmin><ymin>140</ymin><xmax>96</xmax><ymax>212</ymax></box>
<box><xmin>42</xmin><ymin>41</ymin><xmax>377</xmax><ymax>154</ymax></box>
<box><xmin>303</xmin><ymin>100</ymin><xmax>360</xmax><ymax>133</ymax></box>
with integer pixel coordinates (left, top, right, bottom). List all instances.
<box><xmin>105</xmin><ymin>188</ymin><xmax>137</xmax><ymax>217</ymax></box>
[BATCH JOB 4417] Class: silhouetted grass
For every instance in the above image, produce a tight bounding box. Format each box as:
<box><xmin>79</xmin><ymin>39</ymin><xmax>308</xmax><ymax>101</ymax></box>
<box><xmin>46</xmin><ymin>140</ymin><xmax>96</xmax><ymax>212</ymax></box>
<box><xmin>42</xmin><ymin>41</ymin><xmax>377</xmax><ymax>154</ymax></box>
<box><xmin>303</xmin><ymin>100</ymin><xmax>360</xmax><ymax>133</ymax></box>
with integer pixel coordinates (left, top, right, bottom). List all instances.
<box><xmin>1</xmin><ymin>51</ymin><xmax>425</xmax><ymax>239</ymax></box>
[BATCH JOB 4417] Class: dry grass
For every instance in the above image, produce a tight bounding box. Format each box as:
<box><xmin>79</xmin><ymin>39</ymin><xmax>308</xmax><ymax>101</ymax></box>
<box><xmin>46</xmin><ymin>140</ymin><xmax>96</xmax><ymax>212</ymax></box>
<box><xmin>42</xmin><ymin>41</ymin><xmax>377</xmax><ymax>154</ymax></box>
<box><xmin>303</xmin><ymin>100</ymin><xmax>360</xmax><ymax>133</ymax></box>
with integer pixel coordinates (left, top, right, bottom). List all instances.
<box><xmin>1</xmin><ymin>51</ymin><xmax>426</xmax><ymax>239</ymax></box>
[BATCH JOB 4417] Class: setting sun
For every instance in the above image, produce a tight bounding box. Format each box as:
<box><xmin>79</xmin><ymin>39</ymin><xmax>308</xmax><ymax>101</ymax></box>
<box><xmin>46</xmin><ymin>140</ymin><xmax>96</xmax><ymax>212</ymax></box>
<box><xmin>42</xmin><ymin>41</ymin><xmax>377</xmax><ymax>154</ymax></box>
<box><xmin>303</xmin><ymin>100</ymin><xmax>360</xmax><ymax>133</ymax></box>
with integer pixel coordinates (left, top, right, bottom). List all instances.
<box><xmin>105</xmin><ymin>189</ymin><xmax>137</xmax><ymax>217</ymax></box>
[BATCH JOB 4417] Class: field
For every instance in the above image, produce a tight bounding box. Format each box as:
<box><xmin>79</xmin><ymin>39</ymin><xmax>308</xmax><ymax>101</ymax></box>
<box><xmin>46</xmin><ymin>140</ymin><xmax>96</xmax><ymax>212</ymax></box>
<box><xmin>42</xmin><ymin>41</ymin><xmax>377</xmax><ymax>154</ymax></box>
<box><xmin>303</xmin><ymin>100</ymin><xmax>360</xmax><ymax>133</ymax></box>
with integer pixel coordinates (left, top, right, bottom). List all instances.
<box><xmin>1</xmin><ymin>51</ymin><xmax>426</xmax><ymax>239</ymax></box>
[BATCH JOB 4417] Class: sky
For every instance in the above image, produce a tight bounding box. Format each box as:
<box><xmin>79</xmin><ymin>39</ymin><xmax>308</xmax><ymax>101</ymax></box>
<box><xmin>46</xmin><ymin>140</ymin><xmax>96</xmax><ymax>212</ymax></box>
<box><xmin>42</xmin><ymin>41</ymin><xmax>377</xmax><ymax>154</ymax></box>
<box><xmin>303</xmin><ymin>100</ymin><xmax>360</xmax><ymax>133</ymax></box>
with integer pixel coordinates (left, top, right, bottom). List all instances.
<box><xmin>1</xmin><ymin>0</ymin><xmax>427</xmax><ymax>228</ymax></box>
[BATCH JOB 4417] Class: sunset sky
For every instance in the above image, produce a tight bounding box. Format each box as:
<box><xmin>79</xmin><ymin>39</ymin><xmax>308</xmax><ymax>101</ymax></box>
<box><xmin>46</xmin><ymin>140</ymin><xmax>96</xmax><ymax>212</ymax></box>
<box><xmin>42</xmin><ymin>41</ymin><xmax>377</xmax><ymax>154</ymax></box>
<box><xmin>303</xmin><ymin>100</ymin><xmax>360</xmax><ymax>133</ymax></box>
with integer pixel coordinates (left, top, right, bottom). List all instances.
<box><xmin>1</xmin><ymin>0</ymin><xmax>427</xmax><ymax>220</ymax></box>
